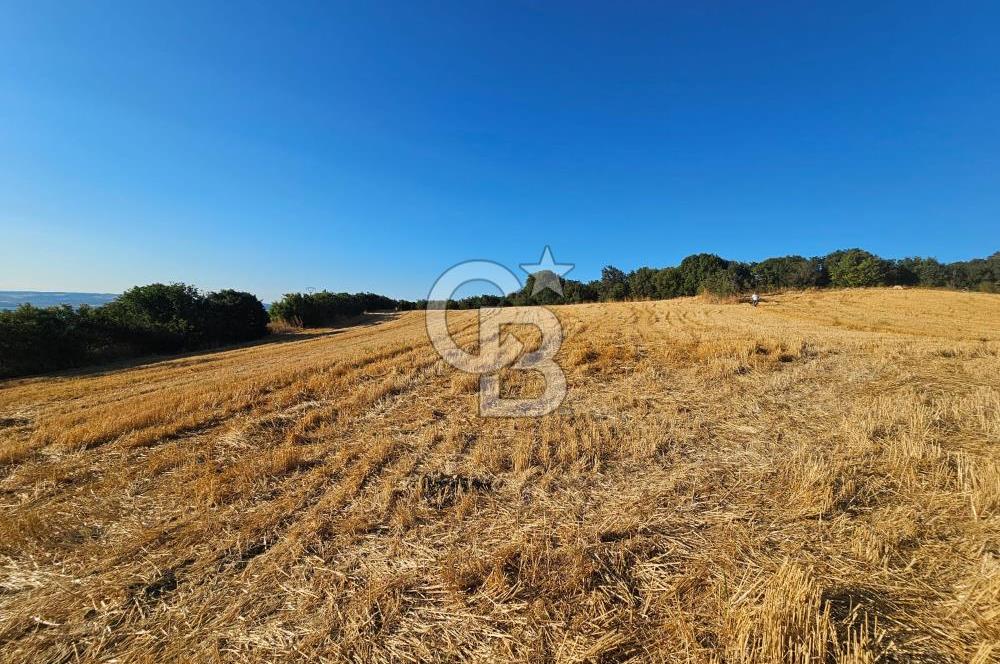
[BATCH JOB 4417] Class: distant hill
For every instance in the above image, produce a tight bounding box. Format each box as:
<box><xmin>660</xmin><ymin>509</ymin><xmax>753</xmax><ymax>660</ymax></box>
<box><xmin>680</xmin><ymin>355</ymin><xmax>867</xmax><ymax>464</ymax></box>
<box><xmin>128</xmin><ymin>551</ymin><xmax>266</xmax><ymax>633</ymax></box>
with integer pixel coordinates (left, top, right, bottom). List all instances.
<box><xmin>0</xmin><ymin>291</ymin><xmax>119</xmax><ymax>311</ymax></box>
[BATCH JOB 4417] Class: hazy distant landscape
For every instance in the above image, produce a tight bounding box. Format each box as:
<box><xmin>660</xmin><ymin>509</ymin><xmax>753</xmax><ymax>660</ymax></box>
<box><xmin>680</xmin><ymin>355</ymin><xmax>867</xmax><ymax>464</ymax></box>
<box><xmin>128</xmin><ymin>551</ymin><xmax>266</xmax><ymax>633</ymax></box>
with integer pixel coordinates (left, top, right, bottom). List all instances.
<box><xmin>0</xmin><ymin>291</ymin><xmax>118</xmax><ymax>311</ymax></box>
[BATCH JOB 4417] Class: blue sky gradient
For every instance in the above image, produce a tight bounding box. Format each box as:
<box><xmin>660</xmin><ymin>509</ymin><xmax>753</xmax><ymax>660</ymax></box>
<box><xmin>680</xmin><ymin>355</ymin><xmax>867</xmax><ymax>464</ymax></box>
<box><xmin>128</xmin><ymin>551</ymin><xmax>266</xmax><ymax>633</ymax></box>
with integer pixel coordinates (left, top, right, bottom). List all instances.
<box><xmin>2</xmin><ymin>1</ymin><xmax>998</xmax><ymax>300</ymax></box>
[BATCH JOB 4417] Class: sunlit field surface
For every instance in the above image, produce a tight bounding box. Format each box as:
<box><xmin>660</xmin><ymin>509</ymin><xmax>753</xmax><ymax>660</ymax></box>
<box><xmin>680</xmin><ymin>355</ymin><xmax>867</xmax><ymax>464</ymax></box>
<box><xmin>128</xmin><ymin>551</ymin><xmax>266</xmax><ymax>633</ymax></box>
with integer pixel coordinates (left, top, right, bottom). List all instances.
<box><xmin>1</xmin><ymin>289</ymin><xmax>998</xmax><ymax>663</ymax></box>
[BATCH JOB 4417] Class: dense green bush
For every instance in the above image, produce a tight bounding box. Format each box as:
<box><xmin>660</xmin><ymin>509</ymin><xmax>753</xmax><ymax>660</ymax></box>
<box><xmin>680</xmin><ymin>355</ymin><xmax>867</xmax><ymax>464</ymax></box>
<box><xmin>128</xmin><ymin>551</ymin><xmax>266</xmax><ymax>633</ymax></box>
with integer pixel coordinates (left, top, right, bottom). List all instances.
<box><xmin>701</xmin><ymin>263</ymin><xmax>753</xmax><ymax>297</ymax></box>
<box><xmin>653</xmin><ymin>267</ymin><xmax>684</xmax><ymax>299</ymax></box>
<box><xmin>102</xmin><ymin>283</ymin><xmax>206</xmax><ymax>352</ymax></box>
<box><xmin>598</xmin><ymin>266</ymin><xmax>630</xmax><ymax>301</ymax></box>
<box><xmin>825</xmin><ymin>249</ymin><xmax>890</xmax><ymax>288</ymax></box>
<box><xmin>751</xmin><ymin>256</ymin><xmax>826</xmax><ymax>290</ymax></box>
<box><xmin>206</xmin><ymin>289</ymin><xmax>270</xmax><ymax>343</ymax></box>
<box><xmin>0</xmin><ymin>284</ymin><xmax>270</xmax><ymax>378</ymax></box>
<box><xmin>947</xmin><ymin>252</ymin><xmax>1000</xmax><ymax>291</ymax></box>
<box><xmin>896</xmin><ymin>257</ymin><xmax>944</xmax><ymax>287</ymax></box>
<box><xmin>561</xmin><ymin>279</ymin><xmax>599</xmax><ymax>304</ymax></box>
<box><xmin>676</xmin><ymin>254</ymin><xmax>729</xmax><ymax>296</ymax></box>
<box><xmin>0</xmin><ymin>305</ymin><xmax>89</xmax><ymax>376</ymax></box>
<box><xmin>269</xmin><ymin>291</ymin><xmax>402</xmax><ymax>326</ymax></box>
<box><xmin>628</xmin><ymin>267</ymin><xmax>659</xmax><ymax>300</ymax></box>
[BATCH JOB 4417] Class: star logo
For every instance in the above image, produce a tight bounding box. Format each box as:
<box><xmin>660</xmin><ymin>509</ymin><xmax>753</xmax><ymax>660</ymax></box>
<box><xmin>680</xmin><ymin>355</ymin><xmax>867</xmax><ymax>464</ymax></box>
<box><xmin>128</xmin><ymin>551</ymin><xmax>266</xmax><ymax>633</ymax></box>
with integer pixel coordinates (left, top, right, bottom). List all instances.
<box><xmin>520</xmin><ymin>246</ymin><xmax>574</xmax><ymax>296</ymax></box>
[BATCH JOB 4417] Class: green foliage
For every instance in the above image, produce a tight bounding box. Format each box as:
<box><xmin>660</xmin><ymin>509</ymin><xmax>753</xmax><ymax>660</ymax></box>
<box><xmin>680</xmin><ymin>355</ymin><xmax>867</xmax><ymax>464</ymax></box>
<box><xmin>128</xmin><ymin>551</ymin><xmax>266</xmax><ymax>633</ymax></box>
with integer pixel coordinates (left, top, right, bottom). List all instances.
<box><xmin>269</xmin><ymin>291</ymin><xmax>402</xmax><ymax>326</ymax></box>
<box><xmin>701</xmin><ymin>263</ymin><xmax>753</xmax><ymax>297</ymax></box>
<box><xmin>825</xmin><ymin>249</ymin><xmax>890</xmax><ymax>288</ymax></box>
<box><xmin>945</xmin><ymin>252</ymin><xmax>1000</xmax><ymax>291</ymax></box>
<box><xmin>562</xmin><ymin>279</ymin><xmax>599</xmax><ymax>304</ymax></box>
<box><xmin>0</xmin><ymin>305</ymin><xmax>89</xmax><ymax>376</ymax></box>
<box><xmin>599</xmin><ymin>266</ymin><xmax>630</xmax><ymax>301</ymax></box>
<box><xmin>205</xmin><ymin>290</ymin><xmax>270</xmax><ymax>343</ymax></box>
<box><xmin>430</xmin><ymin>248</ymin><xmax>999</xmax><ymax>311</ymax></box>
<box><xmin>653</xmin><ymin>267</ymin><xmax>684</xmax><ymax>299</ymax></box>
<box><xmin>677</xmin><ymin>254</ymin><xmax>729</xmax><ymax>295</ymax></box>
<box><xmin>103</xmin><ymin>283</ymin><xmax>206</xmax><ymax>351</ymax></box>
<box><xmin>751</xmin><ymin>256</ymin><xmax>826</xmax><ymax>290</ymax></box>
<box><xmin>0</xmin><ymin>284</ymin><xmax>270</xmax><ymax>378</ymax></box>
<box><xmin>897</xmin><ymin>257</ymin><xmax>944</xmax><ymax>287</ymax></box>
<box><xmin>518</xmin><ymin>272</ymin><xmax>565</xmax><ymax>306</ymax></box>
<box><xmin>628</xmin><ymin>267</ymin><xmax>659</xmax><ymax>300</ymax></box>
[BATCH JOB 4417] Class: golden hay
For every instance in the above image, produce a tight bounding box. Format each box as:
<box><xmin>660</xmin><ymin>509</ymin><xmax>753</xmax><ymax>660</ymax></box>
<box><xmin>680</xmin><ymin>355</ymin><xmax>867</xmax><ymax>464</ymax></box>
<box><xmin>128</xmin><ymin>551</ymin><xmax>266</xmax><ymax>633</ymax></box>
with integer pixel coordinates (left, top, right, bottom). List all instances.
<box><xmin>0</xmin><ymin>288</ymin><xmax>998</xmax><ymax>663</ymax></box>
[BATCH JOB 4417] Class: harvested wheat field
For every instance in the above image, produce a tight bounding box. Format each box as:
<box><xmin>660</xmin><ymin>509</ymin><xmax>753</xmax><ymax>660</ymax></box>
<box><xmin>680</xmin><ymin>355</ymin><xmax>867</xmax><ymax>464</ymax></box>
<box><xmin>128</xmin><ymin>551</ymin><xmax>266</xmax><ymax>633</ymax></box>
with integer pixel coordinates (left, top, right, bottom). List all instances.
<box><xmin>1</xmin><ymin>288</ymin><xmax>998</xmax><ymax>663</ymax></box>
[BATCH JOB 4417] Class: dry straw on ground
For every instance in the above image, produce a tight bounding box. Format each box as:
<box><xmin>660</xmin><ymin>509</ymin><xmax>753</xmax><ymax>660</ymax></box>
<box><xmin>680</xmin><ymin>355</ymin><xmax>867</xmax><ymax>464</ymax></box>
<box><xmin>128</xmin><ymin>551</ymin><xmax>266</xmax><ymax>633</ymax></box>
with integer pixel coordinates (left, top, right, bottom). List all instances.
<box><xmin>1</xmin><ymin>288</ymin><xmax>998</xmax><ymax>662</ymax></box>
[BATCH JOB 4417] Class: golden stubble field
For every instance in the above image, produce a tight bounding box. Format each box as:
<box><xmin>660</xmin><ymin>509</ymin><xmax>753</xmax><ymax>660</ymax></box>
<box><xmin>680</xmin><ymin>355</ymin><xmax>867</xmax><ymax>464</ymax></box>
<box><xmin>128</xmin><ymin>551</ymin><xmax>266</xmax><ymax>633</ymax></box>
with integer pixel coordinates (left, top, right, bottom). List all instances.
<box><xmin>0</xmin><ymin>288</ymin><xmax>998</xmax><ymax>663</ymax></box>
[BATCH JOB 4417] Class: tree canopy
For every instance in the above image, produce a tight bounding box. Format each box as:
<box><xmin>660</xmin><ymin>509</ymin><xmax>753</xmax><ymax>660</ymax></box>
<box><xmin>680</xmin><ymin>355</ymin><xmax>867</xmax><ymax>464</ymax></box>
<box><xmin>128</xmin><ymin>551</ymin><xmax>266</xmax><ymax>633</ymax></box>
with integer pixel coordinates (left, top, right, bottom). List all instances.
<box><xmin>431</xmin><ymin>248</ymin><xmax>999</xmax><ymax>310</ymax></box>
<box><xmin>0</xmin><ymin>284</ymin><xmax>270</xmax><ymax>378</ymax></box>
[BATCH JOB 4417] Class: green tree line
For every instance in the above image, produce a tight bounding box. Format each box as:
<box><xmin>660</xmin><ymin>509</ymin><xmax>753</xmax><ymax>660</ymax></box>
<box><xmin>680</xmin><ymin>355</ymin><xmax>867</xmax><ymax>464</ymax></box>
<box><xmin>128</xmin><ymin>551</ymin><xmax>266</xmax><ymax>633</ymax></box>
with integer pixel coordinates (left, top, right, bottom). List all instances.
<box><xmin>268</xmin><ymin>291</ymin><xmax>407</xmax><ymax>326</ymax></box>
<box><xmin>428</xmin><ymin>248</ymin><xmax>1000</xmax><ymax>309</ymax></box>
<box><xmin>0</xmin><ymin>285</ymin><xmax>418</xmax><ymax>378</ymax></box>
<box><xmin>0</xmin><ymin>284</ymin><xmax>268</xmax><ymax>378</ymax></box>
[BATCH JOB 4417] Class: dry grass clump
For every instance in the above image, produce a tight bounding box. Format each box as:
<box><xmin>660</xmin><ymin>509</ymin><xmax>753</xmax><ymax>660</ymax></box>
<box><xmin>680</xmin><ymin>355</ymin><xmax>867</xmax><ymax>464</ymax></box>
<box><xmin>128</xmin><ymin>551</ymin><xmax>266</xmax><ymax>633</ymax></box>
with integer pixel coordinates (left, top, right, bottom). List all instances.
<box><xmin>267</xmin><ymin>317</ymin><xmax>303</xmax><ymax>334</ymax></box>
<box><xmin>1</xmin><ymin>289</ymin><xmax>998</xmax><ymax>662</ymax></box>
<box><xmin>451</xmin><ymin>371</ymin><xmax>481</xmax><ymax>395</ymax></box>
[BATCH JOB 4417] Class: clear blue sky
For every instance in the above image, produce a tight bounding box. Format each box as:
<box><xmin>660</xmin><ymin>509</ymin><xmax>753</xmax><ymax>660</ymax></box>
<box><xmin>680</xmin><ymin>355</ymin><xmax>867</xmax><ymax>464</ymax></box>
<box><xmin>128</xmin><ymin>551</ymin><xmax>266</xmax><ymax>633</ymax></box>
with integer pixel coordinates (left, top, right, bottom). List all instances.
<box><xmin>2</xmin><ymin>1</ymin><xmax>998</xmax><ymax>301</ymax></box>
